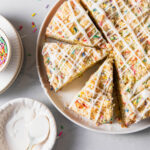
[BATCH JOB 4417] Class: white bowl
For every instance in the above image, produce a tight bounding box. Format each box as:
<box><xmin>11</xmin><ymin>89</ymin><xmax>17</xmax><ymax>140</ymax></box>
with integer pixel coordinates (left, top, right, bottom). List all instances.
<box><xmin>0</xmin><ymin>29</ymin><xmax>11</xmax><ymax>72</ymax></box>
<box><xmin>0</xmin><ymin>98</ymin><xmax>57</xmax><ymax>150</ymax></box>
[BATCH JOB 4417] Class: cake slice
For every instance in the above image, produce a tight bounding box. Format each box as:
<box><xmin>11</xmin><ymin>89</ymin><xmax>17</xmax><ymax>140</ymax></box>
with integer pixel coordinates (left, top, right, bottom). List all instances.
<box><xmin>42</xmin><ymin>42</ymin><xmax>110</xmax><ymax>92</ymax></box>
<box><xmin>81</xmin><ymin>0</ymin><xmax>150</xmax><ymax>126</ymax></box>
<box><xmin>46</xmin><ymin>0</ymin><xmax>107</xmax><ymax>48</ymax></box>
<box><xmin>69</xmin><ymin>58</ymin><xmax>114</xmax><ymax>125</ymax></box>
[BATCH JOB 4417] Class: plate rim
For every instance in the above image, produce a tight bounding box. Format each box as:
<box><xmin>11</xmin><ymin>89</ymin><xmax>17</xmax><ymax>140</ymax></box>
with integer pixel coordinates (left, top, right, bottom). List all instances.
<box><xmin>36</xmin><ymin>0</ymin><xmax>150</xmax><ymax>134</ymax></box>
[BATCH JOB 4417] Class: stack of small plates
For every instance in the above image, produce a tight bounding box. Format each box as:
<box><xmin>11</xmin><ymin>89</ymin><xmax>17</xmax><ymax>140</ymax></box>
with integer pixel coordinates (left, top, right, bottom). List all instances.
<box><xmin>0</xmin><ymin>15</ymin><xmax>24</xmax><ymax>94</ymax></box>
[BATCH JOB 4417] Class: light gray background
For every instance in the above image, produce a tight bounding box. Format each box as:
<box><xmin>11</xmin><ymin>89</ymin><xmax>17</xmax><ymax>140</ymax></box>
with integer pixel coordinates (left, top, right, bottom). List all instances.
<box><xmin>0</xmin><ymin>0</ymin><xmax>150</xmax><ymax>150</ymax></box>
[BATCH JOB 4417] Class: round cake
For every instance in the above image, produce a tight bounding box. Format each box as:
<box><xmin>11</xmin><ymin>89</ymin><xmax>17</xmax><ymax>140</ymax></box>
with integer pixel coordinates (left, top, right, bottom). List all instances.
<box><xmin>41</xmin><ymin>0</ymin><xmax>150</xmax><ymax>127</ymax></box>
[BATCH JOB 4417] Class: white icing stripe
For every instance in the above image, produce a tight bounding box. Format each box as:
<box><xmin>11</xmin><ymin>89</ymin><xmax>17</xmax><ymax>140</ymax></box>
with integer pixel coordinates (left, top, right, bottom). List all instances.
<box><xmin>140</xmin><ymin>102</ymin><xmax>150</xmax><ymax>119</ymax></box>
<box><xmin>119</xmin><ymin>67</ymin><xmax>129</xmax><ymax>78</ymax></box>
<box><xmin>132</xmin><ymin>72</ymin><xmax>150</xmax><ymax>94</ymax></box>
<box><xmin>126</xmin><ymin>75</ymin><xmax>150</xmax><ymax>119</ymax></box>
<box><xmin>119</xmin><ymin>55</ymin><xmax>133</xmax><ymax>72</ymax></box>
<box><xmin>138</xmin><ymin>90</ymin><xmax>150</xmax><ymax>108</ymax></box>
<box><xmin>131</xmin><ymin>88</ymin><xmax>150</xmax><ymax>105</ymax></box>
<box><xmin>85</xmin><ymin>23</ymin><xmax>93</xmax><ymax>31</ymax></box>
<box><xmin>95</xmin><ymin>38</ymin><xmax>104</xmax><ymax>47</ymax></box>
<box><xmin>95</xmin><ymin>97</ymin><xmax>105</xmax><ymax>122</ymax></box>
<box><xmin>64</xmin><ymin>46</ymin><xmax>86</xmax><ymax>75</ymax></box>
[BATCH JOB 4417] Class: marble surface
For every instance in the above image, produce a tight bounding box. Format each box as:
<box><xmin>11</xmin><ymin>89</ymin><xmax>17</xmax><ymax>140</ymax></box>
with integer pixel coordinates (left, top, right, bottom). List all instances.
<box><xmin>0</xmin><ymin>0</ymin><xmax>150</xmax><ymax>150</ymax></box>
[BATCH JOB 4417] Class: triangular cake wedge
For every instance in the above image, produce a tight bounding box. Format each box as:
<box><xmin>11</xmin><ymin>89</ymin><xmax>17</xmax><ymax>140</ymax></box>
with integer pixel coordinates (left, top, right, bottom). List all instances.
<box><xmin>46</xmin><ymin>0</ymin><xmax>107</xmax><ymax>48</ymax></box>
<box><xmin>69</xmin><ymin>58</ymin><xmax>114</xmax><ymax>125</ymax></box>
<box><xmin>42</xmin><ymin>42</ymin><xmax>110</xmax><ymax>92</ymax></box>
<box><xmin>81</xmin><ymin>0</ymin><xmax>150</xmax><ymax>126</ymax></box>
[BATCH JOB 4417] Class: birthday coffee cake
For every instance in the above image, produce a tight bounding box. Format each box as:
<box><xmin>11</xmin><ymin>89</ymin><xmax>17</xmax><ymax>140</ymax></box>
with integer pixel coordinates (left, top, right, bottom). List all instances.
<box><xmin>42</xmin><ymin>0</ymin><xmax>150</xmax><ymax>127</ymax></box>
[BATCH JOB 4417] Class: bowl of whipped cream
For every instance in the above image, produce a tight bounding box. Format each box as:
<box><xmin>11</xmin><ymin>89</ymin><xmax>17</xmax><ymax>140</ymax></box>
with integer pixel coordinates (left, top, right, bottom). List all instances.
<box><xmin>0</xmin><ymin>98</ymin><xmax>57</xmax><ymax>150</ymax></box>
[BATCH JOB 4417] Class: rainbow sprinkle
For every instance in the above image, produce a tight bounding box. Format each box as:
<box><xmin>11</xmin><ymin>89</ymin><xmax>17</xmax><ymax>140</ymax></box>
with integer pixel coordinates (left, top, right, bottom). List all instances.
<box><xmin>0</xmin><ymin>36</ymin><xmax>8</xmax><ymax>67</ymax></box>
<box><xmin>32</xmin><ymin>22</ymin><xmax>36</xmax><ymax>28</ymax></box>
<box><xmin>45</xmin><ymin>4</ymin><xmax>49</xmax><ymax>9</ymax></box>
<box><xmin>58</xmin><ymin>131</ymin><xmax>63</xmax><ymax>137</ymax></box>
<box><xmin>32</xmin><ymin>13</ymin><xmax>36</xmax><ymax>17</ymax></box>
<box><xmin>33</xmin><ymin>27</ymin><xmax>37</xmax><ymax>33</ymax></box>
<box><xmin>27</xmin><ymin>53</ymin><xmax>31</xmax><ymax>56</ymax></box>
<box><xmin>60</xmin><ymin>125</ymin><xmax>64</xmax><ymax>129</ymax></box>
<box><xmin>18</xmin><ymin>25</ymin><xmax>23</xmax><ymax>31</ymax></box>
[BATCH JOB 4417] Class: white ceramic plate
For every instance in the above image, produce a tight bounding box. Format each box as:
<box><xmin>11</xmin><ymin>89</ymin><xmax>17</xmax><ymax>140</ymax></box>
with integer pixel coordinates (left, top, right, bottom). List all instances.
<box><xmin>0</xmin><ymin>15</ymin><xmax>24</xmax><ymax>94</ymax></box>
<box><xmin>0</xmin><ymin>98</ymin><xmax>57</xmax><ymax>150</ymax></box>
<box><xmin>36</xmin><ymin>0</ymin><xmax>150</xmax><ymax>134</ymax></box>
